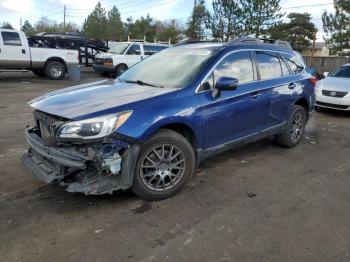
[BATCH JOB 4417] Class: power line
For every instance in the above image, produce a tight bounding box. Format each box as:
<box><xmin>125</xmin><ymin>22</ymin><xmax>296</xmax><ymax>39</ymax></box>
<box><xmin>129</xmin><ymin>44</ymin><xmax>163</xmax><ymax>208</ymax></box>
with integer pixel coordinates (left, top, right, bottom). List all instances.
<box><xmin>281</xmin><ymin>3</ymin><xmax>333</xmax><ymax>10</ymax></box>
<box><xmin>68</xmin><ymin>0</ymin><xmax>166</xmax><ymax>12</ymax></box>
<box><xmin>67</xmin><ymin>0</ymin><xmax>176</xmax><ymax>18</ymax></box>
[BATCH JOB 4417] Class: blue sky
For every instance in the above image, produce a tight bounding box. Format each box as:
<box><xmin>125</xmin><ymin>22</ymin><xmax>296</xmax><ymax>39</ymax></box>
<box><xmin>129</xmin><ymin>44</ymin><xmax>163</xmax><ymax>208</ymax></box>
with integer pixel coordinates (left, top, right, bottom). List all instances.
<box><xmin>0</xmin><ymin>0</ymin><xmax>335</xmax><ymax>40</ymax></box>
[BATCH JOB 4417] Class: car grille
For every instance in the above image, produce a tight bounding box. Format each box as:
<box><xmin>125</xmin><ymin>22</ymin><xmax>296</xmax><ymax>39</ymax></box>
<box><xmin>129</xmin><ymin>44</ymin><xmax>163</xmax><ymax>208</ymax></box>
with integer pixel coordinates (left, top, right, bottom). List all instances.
<box><xmin>322</xmin><ymin>90</ymin><xmax>348</xmax><ymax>98</ymax></box>
<box><xmin>316</xmin><ymin>101</ymin><xmax>350</xmax><ymax>110</ymax></box>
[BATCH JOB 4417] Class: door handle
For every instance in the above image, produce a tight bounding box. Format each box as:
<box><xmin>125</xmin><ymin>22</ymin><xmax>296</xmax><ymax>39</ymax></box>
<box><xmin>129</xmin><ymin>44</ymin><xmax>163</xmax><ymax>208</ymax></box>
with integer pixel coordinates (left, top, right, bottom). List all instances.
<box><xmin>22</xmin><ymin>49</ymin><xmax>26</xmax><ymax>54</ymax></box>
<box><xmin>288</xmin><ymin>83</ymin><xmax>296</xmax><ymax>89</ymax></box>
<box><xmin>251</xmin><ymin>91</ymin><xmax>260</xmax><ymax>99</ymax></box>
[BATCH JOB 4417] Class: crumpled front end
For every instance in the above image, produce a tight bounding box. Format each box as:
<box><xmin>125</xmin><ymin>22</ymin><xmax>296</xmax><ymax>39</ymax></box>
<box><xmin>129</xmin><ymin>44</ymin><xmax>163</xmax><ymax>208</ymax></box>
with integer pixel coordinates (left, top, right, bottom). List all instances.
<box><xmin>22</xmin><ymin>111</ymin><xmax>140</xmax><ymax>195</ymax></box>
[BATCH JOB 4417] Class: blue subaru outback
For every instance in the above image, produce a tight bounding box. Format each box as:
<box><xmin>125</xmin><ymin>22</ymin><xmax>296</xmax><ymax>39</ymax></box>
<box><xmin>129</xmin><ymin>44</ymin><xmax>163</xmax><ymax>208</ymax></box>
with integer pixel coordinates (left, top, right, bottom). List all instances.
<box><xmin>23</xmin><ymin>38</ymin><xmax>316</xmax><ymax>200</ymax></box>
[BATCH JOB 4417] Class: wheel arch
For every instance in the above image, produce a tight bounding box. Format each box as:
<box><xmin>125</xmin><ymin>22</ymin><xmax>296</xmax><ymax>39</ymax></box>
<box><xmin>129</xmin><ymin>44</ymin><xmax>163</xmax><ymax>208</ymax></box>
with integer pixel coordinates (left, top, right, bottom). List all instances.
<box><xmin>295</xmin><ymin>97</ymin><xmax>310</xmax><ymax>119</ymax></box>
<box><xmin>140</xmin><ymin>119</ymin><xmax>199</xmax><ymax>151</ymax></box>
<box><xmin>116</xmin><ymin>63</ymin><xmax>128</xmax><ymax>68</ymax></box>
<box><xmin>45</xmin><ymin>57</ymin><xmax>67</xmax><ymax>71</ymax></box>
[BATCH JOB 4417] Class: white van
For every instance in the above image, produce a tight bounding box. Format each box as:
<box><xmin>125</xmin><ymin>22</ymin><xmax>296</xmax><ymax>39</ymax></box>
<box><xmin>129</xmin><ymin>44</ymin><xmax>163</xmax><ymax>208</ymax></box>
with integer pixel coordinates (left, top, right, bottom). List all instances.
<box><xmin>93</xmin><ymin>42</ymin><xmax>169</xmax><ymax>76</ymax></box>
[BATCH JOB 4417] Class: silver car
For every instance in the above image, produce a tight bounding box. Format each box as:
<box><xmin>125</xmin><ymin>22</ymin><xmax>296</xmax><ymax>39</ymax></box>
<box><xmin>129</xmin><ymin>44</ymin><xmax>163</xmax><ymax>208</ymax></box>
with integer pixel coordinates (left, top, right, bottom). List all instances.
<box><xmin>316</xmin><ymin>64</ymin><xmax>350</xmax><ymax>111</ymax></box>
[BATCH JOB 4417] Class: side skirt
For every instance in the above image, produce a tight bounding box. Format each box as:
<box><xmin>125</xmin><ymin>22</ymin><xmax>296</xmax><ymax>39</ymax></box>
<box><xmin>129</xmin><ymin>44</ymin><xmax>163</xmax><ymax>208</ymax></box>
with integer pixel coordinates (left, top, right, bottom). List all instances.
<box><xmin>197</xmin><ymin>122</ymin><xmax>286</xmax><ymax>163</ymax></box>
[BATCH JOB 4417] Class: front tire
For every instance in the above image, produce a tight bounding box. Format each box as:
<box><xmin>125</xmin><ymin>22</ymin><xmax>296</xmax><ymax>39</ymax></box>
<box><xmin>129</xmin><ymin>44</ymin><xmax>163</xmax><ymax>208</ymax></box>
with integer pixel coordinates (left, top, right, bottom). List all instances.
<box><xmin>276</xmin><ymin>105</ymin><xmax>307</xmax><ymax>148</ymax></box>
<box><xmin>132</xmin><ymin>130</ymin><xmax>196</xmax><ymax>201</ymax></box>
<box><xmin>45</xmin><ymin>61</ymin><xmax>65</xmax><ymax>80</ymax></box>
<box><xmin>116</xmin><ymin>64</ymin><xmax>128</xmax><ymax>76</ymax></box>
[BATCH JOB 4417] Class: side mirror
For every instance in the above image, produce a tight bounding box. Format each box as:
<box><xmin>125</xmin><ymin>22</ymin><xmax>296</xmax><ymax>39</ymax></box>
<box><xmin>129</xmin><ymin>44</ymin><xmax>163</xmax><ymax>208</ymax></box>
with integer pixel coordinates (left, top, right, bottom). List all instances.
<box><xmin>212</xmin><ymin>77</ymin><xmax>238</xmax><ymax>98</ymax></box>
<box><xmin>323</xmin><ymin>72</ymin><xmax>329</xmax><ymax>78</ymax></box>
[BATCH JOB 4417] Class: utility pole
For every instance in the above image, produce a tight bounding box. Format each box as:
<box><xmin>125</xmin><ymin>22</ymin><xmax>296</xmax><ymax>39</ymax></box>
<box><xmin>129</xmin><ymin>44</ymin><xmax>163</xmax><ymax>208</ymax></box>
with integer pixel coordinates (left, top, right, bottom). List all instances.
<box><xmin>194</xmin><ymin>0</ymin><xmax>197</xmax><ymax>7</ymax></box>
<box><xmin>20</xmin><ymin>17</ymin><xmax>22</xmax><ymax>30</ymax></box>
<box><xmin>63</xmin><ymin>5</ymin><xmax>66</xmax><ymax>31</ymax></box>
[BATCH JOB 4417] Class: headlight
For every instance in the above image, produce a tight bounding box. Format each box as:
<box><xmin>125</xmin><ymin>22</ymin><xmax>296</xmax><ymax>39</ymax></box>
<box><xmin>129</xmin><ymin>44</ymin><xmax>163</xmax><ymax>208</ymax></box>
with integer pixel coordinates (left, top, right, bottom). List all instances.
<box><xmin>57</xmin><ymin>111</ymin><xmax>132</xmax><ymax>139</ymax></box>
<box><xmin>103</xmin><ymin>58</ymin><xmax>113</xmax><ymax>66</ymax></box>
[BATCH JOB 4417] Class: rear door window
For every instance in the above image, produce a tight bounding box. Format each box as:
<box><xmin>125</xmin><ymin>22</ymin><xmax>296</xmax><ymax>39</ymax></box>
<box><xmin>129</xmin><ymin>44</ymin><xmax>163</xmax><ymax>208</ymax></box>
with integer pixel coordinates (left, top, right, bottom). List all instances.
<box><xmin>143</xmin><ymin>45</ymin><xmax>167</xmax><ymax>56</ymax></box>
<box><xmin>281</xmin><ymin>53</ymin><xmax>304</xmax><ymax>74</ymax></box>
<box><xmin>1</xmin><ymin>32</ymin><xmax>22</xmax><ymax>46</ymax></box>
<box><xmin>255</xmin><ymin>51</ymin><xmax>282</xmax><ymax>80</ymax></box>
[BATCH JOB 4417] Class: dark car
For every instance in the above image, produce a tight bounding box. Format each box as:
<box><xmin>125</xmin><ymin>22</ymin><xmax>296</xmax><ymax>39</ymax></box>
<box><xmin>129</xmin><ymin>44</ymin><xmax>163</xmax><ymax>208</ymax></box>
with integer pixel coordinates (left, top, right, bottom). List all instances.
<box><xmin>22</xmin><ymin>38</ymin><xmax>316</xmax><ymax>200</ymax></box>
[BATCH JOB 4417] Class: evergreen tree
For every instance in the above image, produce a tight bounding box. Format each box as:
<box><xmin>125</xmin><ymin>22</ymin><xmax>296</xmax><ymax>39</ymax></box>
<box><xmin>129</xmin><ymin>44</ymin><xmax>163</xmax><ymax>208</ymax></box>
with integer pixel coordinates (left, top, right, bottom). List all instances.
<box><xmin>322</xmin><ymin>0</ymin><xmax>350</xmax><ymax>52</ymax></box>
<box><xmin>186</xmin><ymin>0</ymin><xmax>208</xmax><ymax>40</ymax></box>
<box><xmin>155</xmin><ymin>20</ymin><xmax>183</xmax><ymax>44</ymax></box>
<box><xmin>107</xmin><ymin>6</ymin><xmax>125</xmax><ymax>40</ymax></box>
<box><xmin>21</xmin><ymin>20</ymin><xmax>35</xmax><ymax>36</ymax></box>
<box><xmin>207</xmin><ymin>0</ymin><xmax>243</xmax><ymax>42</ymax></box>
<box><xmin>125</xmin><ymin>16</ymin><xmax>134</xmax><ymax>39</ymax></box>
<box><xmin>240</xmin><ymin>0</ymin><xmax>284</xmax><ymax>38</ymax></box>
<box><xmin>82</xmin><ymin>2</ymin><xmax>108</xmax><ymax>39</ymax></box>
<box><xmin>269</xmin><ymin>13</ymin><xmax>317</xmax><ymax>52</ymax></box>
<box><xmin>1</xmin><ymin>22</ymin><xmax>14</xmax><ymax>29</ymax></box>
<box><xmin>131</xmin><ymin>15</ymin><xmax>157</xmax><ymax>42</ymax></box>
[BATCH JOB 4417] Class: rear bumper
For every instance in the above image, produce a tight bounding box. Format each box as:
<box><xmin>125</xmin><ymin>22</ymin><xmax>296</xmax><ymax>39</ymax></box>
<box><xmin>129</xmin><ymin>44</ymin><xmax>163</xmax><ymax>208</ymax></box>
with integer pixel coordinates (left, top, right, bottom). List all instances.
<box><xmin>93</xmin><ymin>64</ymin><xmax>116</xmax><ymax>74</ymax></box>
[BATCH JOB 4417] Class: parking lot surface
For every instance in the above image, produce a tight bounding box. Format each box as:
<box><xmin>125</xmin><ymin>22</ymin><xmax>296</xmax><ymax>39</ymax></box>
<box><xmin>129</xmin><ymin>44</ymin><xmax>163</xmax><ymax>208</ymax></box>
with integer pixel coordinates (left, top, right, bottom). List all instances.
<box><xmin>1</xmin><ymin>69</ymin><xmax>350</xmax><ymax>262</ymax></box>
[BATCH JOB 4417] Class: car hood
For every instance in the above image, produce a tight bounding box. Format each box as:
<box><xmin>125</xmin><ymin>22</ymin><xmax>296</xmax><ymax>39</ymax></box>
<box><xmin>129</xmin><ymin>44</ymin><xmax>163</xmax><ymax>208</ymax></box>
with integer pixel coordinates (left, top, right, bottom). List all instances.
<box><xmin>316</xmin><ymin>77</ymin><xmax>350</xmax><ymax>92</ymax></box>
<box><xmin>29</xmin><ymin>80</ymin><xmax>177</xmax><ymax>120</ymax></box>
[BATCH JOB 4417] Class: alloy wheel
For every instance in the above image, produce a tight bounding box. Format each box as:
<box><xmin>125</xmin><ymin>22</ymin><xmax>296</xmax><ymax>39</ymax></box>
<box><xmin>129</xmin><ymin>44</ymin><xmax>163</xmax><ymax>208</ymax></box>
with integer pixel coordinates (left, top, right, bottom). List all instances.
<box><xmin>140</xmin><ymin>144</ymin><xmax>186</xmax><ymax>192</ymax></box>
<box><xmin>290</xmin><ymin>112</ymin><xmax>304</xmax><ymax>143</ymax></box>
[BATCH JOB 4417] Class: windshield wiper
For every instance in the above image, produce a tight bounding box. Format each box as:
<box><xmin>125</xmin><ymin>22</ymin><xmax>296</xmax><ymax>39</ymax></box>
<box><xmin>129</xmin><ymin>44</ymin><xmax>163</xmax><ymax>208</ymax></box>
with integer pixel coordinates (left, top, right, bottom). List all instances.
<box><xmin>125</xmin><ymin>80</ymin><xmax>164</xmax><ymax>88</ymax></box>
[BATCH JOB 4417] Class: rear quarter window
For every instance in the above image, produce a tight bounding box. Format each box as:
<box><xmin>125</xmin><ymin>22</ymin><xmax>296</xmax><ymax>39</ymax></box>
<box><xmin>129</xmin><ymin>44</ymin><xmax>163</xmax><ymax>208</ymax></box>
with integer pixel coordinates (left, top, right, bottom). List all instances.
<box><xmin>281</xmin><ymin>53</ymin><xmax>305</xmax><ymax>74</ymax></box>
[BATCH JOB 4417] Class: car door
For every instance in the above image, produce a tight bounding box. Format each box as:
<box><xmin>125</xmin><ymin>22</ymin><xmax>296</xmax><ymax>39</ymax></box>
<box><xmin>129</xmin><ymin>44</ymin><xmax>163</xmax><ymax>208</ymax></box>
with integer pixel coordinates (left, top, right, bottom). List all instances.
<box><xmin>0</xmin><ymin>31</ymin><xmax>30</xmax><ymax>68</ymax></box>
<box><xmin>126</xmin><ymin>44</ymin><xmax>142</xmax><ymax>67</ymax></box>
<box><xmin>198</xmin><ymin>50</ymin><xmax>274</xmax><ymax>150</ymax></box>
<box><xmin>253</xmin><ymin>50</ymin><xmax>295</xmax><ymax>127</ymax></box>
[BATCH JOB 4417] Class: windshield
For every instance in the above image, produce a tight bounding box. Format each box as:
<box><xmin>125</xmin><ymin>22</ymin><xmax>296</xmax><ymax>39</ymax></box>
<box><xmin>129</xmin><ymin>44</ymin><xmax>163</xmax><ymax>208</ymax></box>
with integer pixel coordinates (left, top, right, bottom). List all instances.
<box><xmin>329</xmin><ymin>66</ymin><xmax>350</xmax><ymax>78</ymax></box>
<box><xmin>119</xmin><ymin>47</ymin><xmax>215</xmax><ymax>88</ymax></box>
<box><xmin>108</xmin><ymin>43</ymin><xmax>129</xmax><ymax>54</ymax></box>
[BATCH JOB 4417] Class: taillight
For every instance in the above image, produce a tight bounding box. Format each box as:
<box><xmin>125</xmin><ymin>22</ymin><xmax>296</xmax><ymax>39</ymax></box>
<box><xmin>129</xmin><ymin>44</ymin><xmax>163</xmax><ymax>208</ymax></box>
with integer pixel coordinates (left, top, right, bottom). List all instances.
<box><xmin>309</xmin><ymin>76</ymin><xmax>317</xmax><ymax>87</ymax></box>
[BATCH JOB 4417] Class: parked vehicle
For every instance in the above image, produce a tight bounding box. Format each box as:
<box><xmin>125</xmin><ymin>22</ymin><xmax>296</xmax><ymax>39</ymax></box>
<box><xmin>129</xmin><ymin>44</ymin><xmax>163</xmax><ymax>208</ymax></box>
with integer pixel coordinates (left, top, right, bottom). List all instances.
<box><xmin>0</xmin><ymin>29</ymin><xmax>79</xmax><ymax>80</ymax></box>
<box><xmin>93</xmin><ymin>42</ymin><xmax>169</xmax><ymax>76</ymax></box>
<box><xmin>29</xmin><ymin>32</ymin><xmax>109</xmax><ymax>66</ymax></box>
<box><xmin>315</xmin><ymin>64</ymin><xmax>350</xmax><ymax>111</ymax></box>
<box><xmin>22</xmin><ymin>38</ymin><xmax>315</xmax><ymax>200</ymax></box>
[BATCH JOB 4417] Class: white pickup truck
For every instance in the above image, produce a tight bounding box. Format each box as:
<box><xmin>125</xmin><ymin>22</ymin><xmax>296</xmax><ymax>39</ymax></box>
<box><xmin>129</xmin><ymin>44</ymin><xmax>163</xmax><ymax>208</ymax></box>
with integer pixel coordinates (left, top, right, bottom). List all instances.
<box><xmin>0</xmin><ymin>29</ymin><xmax>79</xmax><ymax>80</ymax></box>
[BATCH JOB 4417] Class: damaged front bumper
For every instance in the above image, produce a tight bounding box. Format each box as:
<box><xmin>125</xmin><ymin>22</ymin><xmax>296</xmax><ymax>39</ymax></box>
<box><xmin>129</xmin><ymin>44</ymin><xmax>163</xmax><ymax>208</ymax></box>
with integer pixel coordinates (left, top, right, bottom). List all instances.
<box><xmin>22</xmin><ymin>127</ymin><xmax>139</xmax><ymax>195</ymax></box>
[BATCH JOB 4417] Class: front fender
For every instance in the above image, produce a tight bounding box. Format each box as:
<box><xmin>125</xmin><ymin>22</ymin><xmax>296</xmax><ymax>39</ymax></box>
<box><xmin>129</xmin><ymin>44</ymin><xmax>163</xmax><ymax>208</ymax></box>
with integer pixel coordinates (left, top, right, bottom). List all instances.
<box><xmin>116</xmin><ymin>92</ymin><xmax>204</xmax><ymax>148</ymax></box>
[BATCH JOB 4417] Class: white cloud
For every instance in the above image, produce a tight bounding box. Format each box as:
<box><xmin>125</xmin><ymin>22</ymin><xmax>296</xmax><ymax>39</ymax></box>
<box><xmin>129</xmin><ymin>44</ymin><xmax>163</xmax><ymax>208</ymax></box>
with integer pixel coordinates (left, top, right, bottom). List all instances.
<box><xmin>2</xmin><ymin>0</ymin><xmax>33</xmax><ymax>13</ymax></box>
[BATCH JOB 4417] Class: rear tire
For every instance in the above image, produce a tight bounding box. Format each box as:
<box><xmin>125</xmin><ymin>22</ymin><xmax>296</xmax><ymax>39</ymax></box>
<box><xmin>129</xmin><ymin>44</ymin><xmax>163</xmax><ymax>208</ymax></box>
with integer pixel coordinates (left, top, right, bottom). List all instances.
<box><xmin>32</xmin><ymin>69</ymin><xmax>46</xmax><ymax>77</ymax></box>
<box><xmin>45</xmin><ymin>61</ymin><xmax>65</xmax><ymax>80</ymax></box>
<box><xmin>132</xmin><ymin>130</ymin><xmax>196</xmax><ymax>201</ymax></box>
<box><xmin>276</xmin><ymin>105</ymin><xmax>307</xmax><ymax>148</ymax></box>
<box><xmin>116</xmin><ymin>64</ymin><xmax>128</xmax><ymax>76</ymax></box>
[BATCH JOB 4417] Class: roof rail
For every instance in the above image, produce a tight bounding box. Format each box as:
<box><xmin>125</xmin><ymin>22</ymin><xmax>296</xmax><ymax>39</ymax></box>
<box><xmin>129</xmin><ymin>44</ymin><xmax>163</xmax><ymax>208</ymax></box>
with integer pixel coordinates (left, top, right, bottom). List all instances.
<box><xmin>226</xmin><ymin>37</ymin><xmax>293</xmax><ymax>50</ymax></box>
